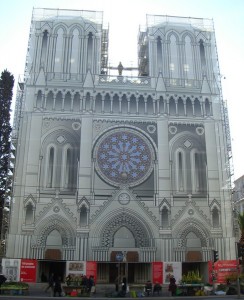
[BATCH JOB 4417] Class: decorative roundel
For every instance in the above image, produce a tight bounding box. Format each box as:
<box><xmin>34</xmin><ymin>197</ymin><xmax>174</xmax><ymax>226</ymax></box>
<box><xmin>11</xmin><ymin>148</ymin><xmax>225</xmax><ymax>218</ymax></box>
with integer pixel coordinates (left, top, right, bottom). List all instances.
<box><xmin>118</xmin><ymin>193</ymin><xmax>130</xmax><ymax>205</ymax></box>
<box><xmin>169</xmin><ymin>125</ymin><xmax>177</xmax><ymax>135</ymax></box>
<box><xmin>147</xmin><ymin>124</ymin><xmax>156</xmax><ymax>134</ymax></box>
<box><xmin>53</xmin><ymin>206</ymin><xmax>60</xmax><ymax>213</ymax></box>
<box><xmin>72</xmin><ymin>122</ymin><xmax>81</xmax><ymax>131</ymax></box>
<box><xmin>95</xmin><ymin>129</ymin><xmax>154</xmax><ymax>187</ymax></box>
<box><xmin>196</xmin><ymin>127</ymin><xmax>204</xmax><ymax>135</ymax></box>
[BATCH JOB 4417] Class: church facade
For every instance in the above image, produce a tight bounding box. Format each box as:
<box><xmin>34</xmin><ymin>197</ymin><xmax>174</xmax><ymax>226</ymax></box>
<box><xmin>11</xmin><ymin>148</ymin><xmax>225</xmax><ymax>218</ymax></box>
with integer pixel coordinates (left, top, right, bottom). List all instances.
<box><xmin>6</xmin><ymin>8</ymin><xmax>235</xmax><ymax>283</ymax></box>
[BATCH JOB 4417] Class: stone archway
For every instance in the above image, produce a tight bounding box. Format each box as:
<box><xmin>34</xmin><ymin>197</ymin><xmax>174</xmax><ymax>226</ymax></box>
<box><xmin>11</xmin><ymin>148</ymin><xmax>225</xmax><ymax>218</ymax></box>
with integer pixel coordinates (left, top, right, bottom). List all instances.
<box><xmin>101</xmin><ymin>212</ymin><xmax>152</xmax><ymax>248</ymax></box>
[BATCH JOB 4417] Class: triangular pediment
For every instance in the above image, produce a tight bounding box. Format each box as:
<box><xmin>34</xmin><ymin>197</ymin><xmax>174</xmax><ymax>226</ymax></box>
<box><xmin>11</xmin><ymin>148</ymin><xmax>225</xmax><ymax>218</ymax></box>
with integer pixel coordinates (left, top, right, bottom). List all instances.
<box><xmin>171</xmin><ymin>198</ymin><xmax>211</xmax><ymax>229</ymax></box>
<box><xmin>35</xmin><ymin>197</ymin><xmax>76</xmax><ymax>225</ymax></box>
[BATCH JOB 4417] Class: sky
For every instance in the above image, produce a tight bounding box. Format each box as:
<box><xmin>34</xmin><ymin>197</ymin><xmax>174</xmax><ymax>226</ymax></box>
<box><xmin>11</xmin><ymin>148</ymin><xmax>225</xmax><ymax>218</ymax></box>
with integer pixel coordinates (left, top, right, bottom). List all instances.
<box><xmin>0</xmin><ymin>0</ymin><xmax>244</xmax><ymax>182</ymax></box>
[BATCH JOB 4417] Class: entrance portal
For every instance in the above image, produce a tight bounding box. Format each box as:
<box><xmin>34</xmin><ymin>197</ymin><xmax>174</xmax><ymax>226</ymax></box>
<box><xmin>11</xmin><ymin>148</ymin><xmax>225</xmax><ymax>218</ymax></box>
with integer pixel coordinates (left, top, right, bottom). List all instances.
<box><xmin>97</xmin><ymin>262</ymin><xmax>151</xmax><ymax>284</ymax></box>
<box><xmin>38</xmin><ymin>260</ymin><xmax>66</xmax><ymax>283</ymax></box>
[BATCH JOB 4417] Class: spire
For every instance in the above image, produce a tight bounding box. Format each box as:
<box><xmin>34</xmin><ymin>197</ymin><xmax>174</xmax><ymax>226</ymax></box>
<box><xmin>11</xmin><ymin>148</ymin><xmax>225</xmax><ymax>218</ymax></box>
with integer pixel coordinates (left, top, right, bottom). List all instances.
<box><xmin>83</xmin><ymin>69</ymin><xmax>94</xmax><ymax>89</ymax></box>
<box><xmin>35</xmin><ymin>67</ymin><xmax>46</xmax><ymax>85</ymax></box>
<box><xmin>156</xmin><ymin>72</ymin><xmax>166</xmax><ymax>92</ymax></box>
<box><xmin>201</xmin><ymin>75</ymin><xmax>211</xmax><ymax>94</ymax></box>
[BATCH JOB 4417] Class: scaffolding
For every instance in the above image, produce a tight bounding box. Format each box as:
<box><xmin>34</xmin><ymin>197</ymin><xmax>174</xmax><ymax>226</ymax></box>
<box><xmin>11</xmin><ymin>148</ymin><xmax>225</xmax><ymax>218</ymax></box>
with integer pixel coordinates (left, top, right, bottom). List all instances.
<box><xmin>31</xmin><ymin>8</ymin><xmax>103</xmax><ymax>24</ymax></box>
<box><xmin>146</xmin><ymin>14</ymin><xmax>214</xmax><ymax>32</ymax></box>
<box><xmin>101</xmin><ymin>27</ymin><xmax>109</xmax><ymax>75</ymax></box>
<box><xmin>138</xmin><ymin>30</ymin><xmax>148</xmax><ymax>76</ymax></box>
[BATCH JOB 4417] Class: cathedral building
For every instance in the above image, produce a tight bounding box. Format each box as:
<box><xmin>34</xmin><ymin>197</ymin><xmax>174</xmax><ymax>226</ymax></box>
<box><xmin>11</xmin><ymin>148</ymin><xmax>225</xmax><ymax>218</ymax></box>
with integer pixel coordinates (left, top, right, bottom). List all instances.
<box><xmin>6</xmin><ymin>8</ymin><xmax>235</xmax><ymax>283</ymax></box>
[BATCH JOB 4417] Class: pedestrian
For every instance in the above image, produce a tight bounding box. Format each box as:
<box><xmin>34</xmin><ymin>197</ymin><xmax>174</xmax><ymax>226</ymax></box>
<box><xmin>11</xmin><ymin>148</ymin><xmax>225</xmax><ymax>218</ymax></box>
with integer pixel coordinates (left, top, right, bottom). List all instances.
<box><xmin>115</xmin><ymin>276</ymin><xmax>119</xmax><ymax>292</ymax></box>
<box><xmin>0</xmin><ymin>273</ymin><xmax>6</xmax><ymax>295</ymax></box>
<box><xmin>168</xmin><ymin>275</ymin><xmax>177</xmax><ymax>296</ymax></box>
<box><xmin>53</xmin><ymin>276</ymin><xmax>62</xmax><ymax>297</ymax></box>
<box><xmin>45</xmin><ymin>273</ymin><xmax>54</xmax><ymax>294</ymax></box>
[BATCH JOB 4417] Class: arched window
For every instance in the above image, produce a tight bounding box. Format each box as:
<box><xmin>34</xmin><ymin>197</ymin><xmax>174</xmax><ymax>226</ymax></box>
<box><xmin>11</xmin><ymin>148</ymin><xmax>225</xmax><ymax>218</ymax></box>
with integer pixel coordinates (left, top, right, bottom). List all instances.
<box><xmin>175</xmin><ymin>149</ymin><xmax>186</xmax><ymax>192</ymax></box>
<box><xmin>184</xmin><ymin>36</ymin><xmax>194</xmax><ymax>79</ymax></box>
<box><xmin>25</xmin><ymin>203</ymin><xmax>34</xmax><ymax>225</ymax></box>
<box><xmin>186</xmin><ymin>98</ymin><xmax>193</xmax><ymax>116</ymax></box>
<box><xmin>161</xmin><ymin>207</ymin><xmax>169</xmax><ymax>228</ymax></box>
<box><xmin>169</xmin><ymin>34</ymin><xmax>179</xmax><ymax>78</ymax></box>
<box><xmin>212</xmin><ymin>207</ymin><xmax>220</xmax><ymax>228</ymax></box>
<box><xmin>70</xmin><ymin>28</ymin><xmax>79</xmax><ymax>74</ymax></box>
<box><xmin>54</xmin><ymin>28</ymin><xmax>64</xmax><ymax>73</ymax></box>
<box><xmin>47</xmin><ymin>146</ymin><xmax>55</xmax><ymax>188</ymax></box>
<box><xmin>41</xmin><ymin>30</ymin><xmax>48</xmax><ymax>68</ymax></box>
<box><xmin>80</xmin><ymin>205</ymin><xmax>88</xmax><ymax>226</ymax></box>
<box><xmin>87</xmin><ymin>32</ymin><xmax>93</xmax><ymax>70</ymax></box>
<box><xmin>194</xmin><ymin>99</ymin><xmax>202</xmax><ymax>116</ymax></box>
<box><xmin>61</xmin><ymin>146</ymin><xmax>72</xmax><ymax>189</ymax></box>
<box><xmin>169</xmin><ymin>97</ymin><xmax>176</xmax><ymax>115</ymax></box>
<box><xmin>191</xmin><ymin>151</ymin><xmax>200</xmax><ymax>192</ymax></box>
<box><xmin>157</xmin><ymin>36</ymin><xmax>163</xmax><ymax>73</ymax></box>
<box><xmin>205</xmin><ymin>98</ymin><xmax>211</xmax><ymax>115</ymax></box>
<box><xmin>42</xmin><ymin>132</ymin><xmax>79</xmax><ymax>192</ymax></box>
<box><xmin>199</xmin><ymin>40</ymin><xmax>206</xmax><ymax>75</ymax></box>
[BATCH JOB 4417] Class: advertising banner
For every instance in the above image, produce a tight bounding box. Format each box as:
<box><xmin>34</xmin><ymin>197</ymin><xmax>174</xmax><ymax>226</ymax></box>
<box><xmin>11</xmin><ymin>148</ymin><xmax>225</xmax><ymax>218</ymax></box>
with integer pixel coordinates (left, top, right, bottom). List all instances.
<box><xmin>163</xmin><ymin>262</ymin><xmax>182</xmax><ymax>284</ymax></box>
<box><xmin>86</xmin><ymin>261</ymin><xmax>97</xmax><ymax>283</ymax></box>
<box><xmin>152</xmin><ymin>262</ymin><xmax>163</xmax><ymax>284</ymax></box>
<box><xmin>20</xmin><ymin>259</ymin><xmax>37</xmax><ymax>282</ymax></box>
<box><xmin>208</xmin><ymin>260</ymin><xmax>238</xmax><ymax>284</ymax></box>
<box><xmin>66</xmin><ymin>261</ymin><xmax>86</xmax><ymax>276</ymax></box>
<box><xmin>2</xmin><ymin>258</ymin><xmax>21</xmax><ymax>282</ymax></box>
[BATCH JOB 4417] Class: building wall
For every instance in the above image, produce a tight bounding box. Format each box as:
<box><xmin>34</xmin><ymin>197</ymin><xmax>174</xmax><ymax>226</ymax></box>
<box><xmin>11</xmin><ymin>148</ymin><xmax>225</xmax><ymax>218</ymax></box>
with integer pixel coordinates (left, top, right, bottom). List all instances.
<box><xmin>7</xmin><ymin>9</ymin><xmax>235</xmax><ymax>266</ymax></box>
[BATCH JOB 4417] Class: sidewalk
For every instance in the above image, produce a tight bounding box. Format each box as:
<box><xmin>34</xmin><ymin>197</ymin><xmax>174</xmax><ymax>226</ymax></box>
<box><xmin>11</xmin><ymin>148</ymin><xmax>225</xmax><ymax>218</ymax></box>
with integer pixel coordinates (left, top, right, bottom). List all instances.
<box><xmin>27</xmin><ymin>283</ymin><xmax>170</xmax><ymax>298</ymax></box>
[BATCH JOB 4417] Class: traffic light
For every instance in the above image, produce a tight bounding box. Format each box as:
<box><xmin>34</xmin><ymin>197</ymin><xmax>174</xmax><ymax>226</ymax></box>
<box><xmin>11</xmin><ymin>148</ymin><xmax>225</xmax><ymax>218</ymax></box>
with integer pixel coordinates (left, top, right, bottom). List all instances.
<box><xmin>237</xmin><ymin>243</ymin><xmax>244</xmax><ymax>258</ymax></box>
<box><xmin>213</xmin><ymin>250</ymin><xmax>219</xmax><ymax>262</ymax></box>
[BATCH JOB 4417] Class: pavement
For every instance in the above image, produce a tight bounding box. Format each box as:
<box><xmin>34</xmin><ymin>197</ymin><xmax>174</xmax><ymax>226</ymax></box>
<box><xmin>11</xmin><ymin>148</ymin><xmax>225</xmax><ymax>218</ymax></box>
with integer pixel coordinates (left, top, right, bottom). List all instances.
<box><xmin>20</xmin><ymin>283</ymin><xmax>172</xmax><ymax>298</ymax></box>
<box><xmin>3</xmin><ymin>283</ymin><xmax>243</xmax><ymax>299</ymax></box>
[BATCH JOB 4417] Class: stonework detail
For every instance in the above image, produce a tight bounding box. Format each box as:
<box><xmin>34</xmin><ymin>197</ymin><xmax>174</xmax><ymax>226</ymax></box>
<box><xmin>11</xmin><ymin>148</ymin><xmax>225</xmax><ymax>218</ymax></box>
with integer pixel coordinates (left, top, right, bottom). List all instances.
<box><xmin>95</xmin><ymin>128</ymin><xmax>154</xmax><ymax>187</ymax></box>
<box><xmin>100</xmin><ymin>212</ymin><xmax>151</xmax><ymax>248</ymax></box>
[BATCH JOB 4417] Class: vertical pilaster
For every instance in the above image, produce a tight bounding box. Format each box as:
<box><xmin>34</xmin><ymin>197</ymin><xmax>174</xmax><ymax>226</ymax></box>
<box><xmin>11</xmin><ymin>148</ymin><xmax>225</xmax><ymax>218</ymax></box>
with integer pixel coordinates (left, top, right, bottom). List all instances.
<box><xmin>157</xmin><ymin>120</ymin><xmax>170</xmax><ymax>200</ymax></box>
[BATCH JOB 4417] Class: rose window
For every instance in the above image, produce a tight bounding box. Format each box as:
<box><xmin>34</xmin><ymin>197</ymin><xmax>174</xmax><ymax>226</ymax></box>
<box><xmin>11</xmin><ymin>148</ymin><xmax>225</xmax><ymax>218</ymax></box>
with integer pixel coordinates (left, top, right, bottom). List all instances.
<box><xmin>95</xmin><ymin>129</ymin><xmax>154</xmax><ymax>187</ymax></box>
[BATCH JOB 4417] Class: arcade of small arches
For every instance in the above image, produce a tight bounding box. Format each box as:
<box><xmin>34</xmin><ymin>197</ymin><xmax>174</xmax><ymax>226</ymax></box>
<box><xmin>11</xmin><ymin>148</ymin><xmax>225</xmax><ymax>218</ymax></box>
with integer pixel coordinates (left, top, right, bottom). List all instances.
<box><xmin>35</xmin><ymin>90</ymin><xmax>212</xmax><ymax>117</ymax></box>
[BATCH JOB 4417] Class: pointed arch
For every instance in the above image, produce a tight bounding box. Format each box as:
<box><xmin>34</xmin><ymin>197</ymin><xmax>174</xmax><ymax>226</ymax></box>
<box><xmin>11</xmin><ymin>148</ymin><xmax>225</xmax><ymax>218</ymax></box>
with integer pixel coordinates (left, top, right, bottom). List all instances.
<box><xmin>77</xmin><ymin>197</ymin><xmax>89</xmax><ymax>227</ymax></box>
<box><xmin>167</xmin><ymin>31</ymin><xmax>180</xmax><ymax>79</ymax></box>
<box><xmin>210</xmin><ymin>199</ymin><xmax>221</xmax><ymax>228</ymax></box>
<box><xmin>175</xmin><ymin>148</ymin><xmax>186</xmax><ymax>192</ymax></box>
<box><xmin>70</xmin><ymin>28</ymin><xmax>80</xmax><ymax>74</ymax></box>
<box><xmin>183</xmin><ymin>34</ymin><xmax>194</xmax><ymax>79</ymax></box>
<box><xmin>54</xmin><ymin>27</ymin><xmax>65</xmax><ymax>73</ymax></box>
<box><xmin>24</xmin><ymin>195</ymin><xmax>36</xmax><ymax>225</ymax></box>
<box><xmin>174</xmin><ymin>218</ymin><xmax>211</xmax><ymax>248</ymax></box>
<box><xmin>44</xmin><ymin>143</ymin><xmax>57</xmax><ymax>188</ymax></box>
<box><xmin>35</xmin><ymin>215</ymin><xmax>75</xmax><ymax>247</ymax></box>
<box><xmin>95</xmin><ymin>210</ymin><xmax>154</xmax><ymax>248</ymax></box>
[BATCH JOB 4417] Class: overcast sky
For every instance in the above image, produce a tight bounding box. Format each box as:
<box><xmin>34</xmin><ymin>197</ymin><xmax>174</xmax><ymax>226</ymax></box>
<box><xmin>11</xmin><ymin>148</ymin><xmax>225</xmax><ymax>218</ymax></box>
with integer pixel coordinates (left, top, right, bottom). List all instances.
<box><xmin>1</xmin><ymin>0</ymin><xmax>243</xmax><ymax>182</ymax></box>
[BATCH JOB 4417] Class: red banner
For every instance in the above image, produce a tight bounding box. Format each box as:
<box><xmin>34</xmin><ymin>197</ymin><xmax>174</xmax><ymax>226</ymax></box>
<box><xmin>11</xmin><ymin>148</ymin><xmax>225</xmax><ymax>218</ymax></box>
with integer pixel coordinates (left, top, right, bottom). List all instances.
<box><xmin>86</xmin><ymin>261</ymin><xmax>97</xmax><ymax>283</ymax></box>
<box><xmin>152</xmin><ymin>262</ymin><xmax>163</xmax><ymax>284</ymax></box>
<box><xmin>208</xmin><ymin>260</ymin><xmax>238</xmax><ymax>284</ymax></box>
<box><xmin>20</xmin><ymin>259</ymin><xmax>37</xmax><ymax>282</ymax></box>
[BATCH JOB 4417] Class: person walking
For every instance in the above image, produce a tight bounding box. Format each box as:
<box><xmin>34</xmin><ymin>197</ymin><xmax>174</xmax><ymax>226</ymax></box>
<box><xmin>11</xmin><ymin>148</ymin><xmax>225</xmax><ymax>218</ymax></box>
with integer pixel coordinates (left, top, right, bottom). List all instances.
<box><xmin>0</xmin><ymin>273</ymin><xmax>6</xmax><ymax>295</ymax></box>
<box><xmin>53</xmin><ymin>276</ymin><xmax>62</xmax><ymax>297</ymax></box>
<box><xmin>45</xmin><ymin>273</ymin><xmax>54</xmax><ymax>294</ymax></box>
<box><xmin>168</xmin><ymin>275</ymin><xmax>177</xmax><ymax>296</ymax></box>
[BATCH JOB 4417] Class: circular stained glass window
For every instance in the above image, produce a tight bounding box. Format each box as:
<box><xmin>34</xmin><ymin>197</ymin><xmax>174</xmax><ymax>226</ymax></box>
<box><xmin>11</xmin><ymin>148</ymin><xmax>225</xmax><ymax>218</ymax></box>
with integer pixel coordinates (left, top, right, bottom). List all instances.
<box><xmin>95</xmin><ymin>129</ymin><xmax>154</xmax><ymax>187</ymax></box>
